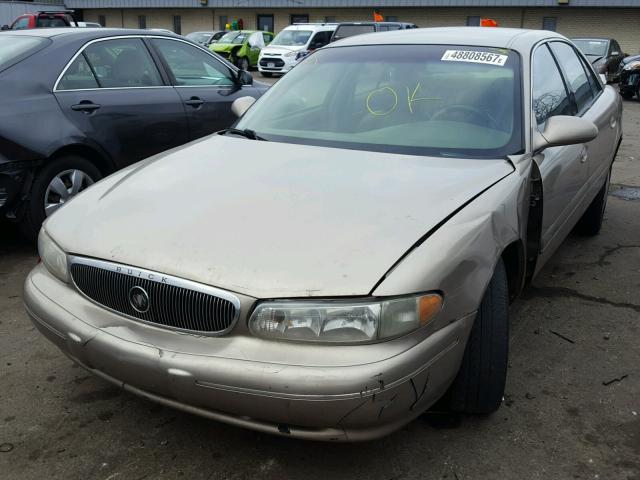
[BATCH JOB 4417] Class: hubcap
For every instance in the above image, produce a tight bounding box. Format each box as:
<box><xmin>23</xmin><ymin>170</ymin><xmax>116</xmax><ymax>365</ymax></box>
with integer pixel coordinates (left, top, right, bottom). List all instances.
<box><xmin>44</xmin><ymin>169</ymin><xmax>94</xmax><ymax>217</ymax></box>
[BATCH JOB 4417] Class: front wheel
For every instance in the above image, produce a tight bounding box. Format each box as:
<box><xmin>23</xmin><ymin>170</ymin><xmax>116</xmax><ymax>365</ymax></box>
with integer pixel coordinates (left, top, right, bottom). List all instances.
<box><xmin>18</xmin><ymin>155</ymin><xmax>102</xmax><ymax>242</ymax></box>
<box><xmin>442</xmin><ymin>258</ymin><xmax>509</xmax><ymax>414</ymax></box>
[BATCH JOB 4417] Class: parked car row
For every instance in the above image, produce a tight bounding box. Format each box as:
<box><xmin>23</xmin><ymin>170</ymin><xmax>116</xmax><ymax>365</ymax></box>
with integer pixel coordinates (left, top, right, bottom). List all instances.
<box><xmin>23</xmin><ymin>27</ymin><xmax>622</xmax><ymax>442</ymax></box>
<box><xmin>0</xmin><ymin>28</ymin><xmax>267</xmax><ymax>240</ymax></box>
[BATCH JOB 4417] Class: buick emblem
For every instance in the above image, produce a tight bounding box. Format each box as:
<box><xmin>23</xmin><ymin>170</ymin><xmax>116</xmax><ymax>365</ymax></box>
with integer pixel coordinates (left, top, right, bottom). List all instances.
<box><xmin>129</xmin><ymin>286</ymin><xmax>150</xmax><ymax>313</ymax></box>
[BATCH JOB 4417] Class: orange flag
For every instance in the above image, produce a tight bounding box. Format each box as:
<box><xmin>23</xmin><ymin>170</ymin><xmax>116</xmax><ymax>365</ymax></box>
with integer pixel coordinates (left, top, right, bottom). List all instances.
<box><xmin>373</xmin><ymin>11</ymin><xmax>384</xmax><ymax>22</ymax></box>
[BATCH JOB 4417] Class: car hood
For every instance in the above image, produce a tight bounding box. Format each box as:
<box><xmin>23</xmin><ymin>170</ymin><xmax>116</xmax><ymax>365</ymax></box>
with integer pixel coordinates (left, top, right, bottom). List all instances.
<box><xmin>211</xmin><ymin>43</ymin><xmax>238</xmax><ymax>52</ymax></box>
<box><xmin>46</xmin><ymin>136</ymin><xmax>514</xmax><ymax>299</ymax></box>
<box><xmin>262</xmin><ymin>45</ymin><xmax>302</xmax><ymax>54</ymax></box>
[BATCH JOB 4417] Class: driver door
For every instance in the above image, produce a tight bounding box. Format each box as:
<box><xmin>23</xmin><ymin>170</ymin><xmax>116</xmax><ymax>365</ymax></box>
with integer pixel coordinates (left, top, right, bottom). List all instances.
<box><xmin>151</xmin><ymin>38</ymin><xmax>253</xmax><ymax>139</ymax></box>
<box><xmin>531</xmin><ymin>42</ymin><xmax>589</xmax><ymax>257</ymax></box>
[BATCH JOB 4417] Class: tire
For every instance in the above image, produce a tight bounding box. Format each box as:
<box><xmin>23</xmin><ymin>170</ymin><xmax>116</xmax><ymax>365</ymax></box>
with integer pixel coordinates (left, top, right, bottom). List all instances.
<box><xmin>18</xmin><ymin>155</ymin><xmax>102</xmax><ymax>242</ymax></box>
<box><xmin>261</xmin><ymin>72</ymin><xmax>273</xmax><ymax>78</ymax></box>
<box><xmin>576</xmin><ymin>167</ymin><xmax>611</xmax><ymax>236</ymax></box>
<box><xmin>443</xmin><ymin>258</ymin><xmax>509</xmax><ymax>414</ymax></box>
<box><xmin>237</xmin><ymin>57</ymin><xmax>250</xmax><ymax>71</ymax></box>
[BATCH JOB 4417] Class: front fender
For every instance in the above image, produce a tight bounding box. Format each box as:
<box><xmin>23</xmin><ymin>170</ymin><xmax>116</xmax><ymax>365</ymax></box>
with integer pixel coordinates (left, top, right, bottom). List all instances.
<box><xmin>373</xmin><ymin>164</ymin><xmax>531</xmax><ymax>327</ymax></box>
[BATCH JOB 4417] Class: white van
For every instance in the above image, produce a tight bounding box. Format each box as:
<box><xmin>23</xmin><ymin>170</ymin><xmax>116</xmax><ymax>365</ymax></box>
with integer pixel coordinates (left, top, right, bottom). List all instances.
<box><xmin>258</xmin><ymin>23</ymin><xmax>337</xmax><ymax>76</ymax></box>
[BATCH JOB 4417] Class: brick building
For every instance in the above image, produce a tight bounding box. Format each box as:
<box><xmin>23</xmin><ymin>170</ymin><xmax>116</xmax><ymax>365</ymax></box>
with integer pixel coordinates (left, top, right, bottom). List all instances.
<box><xmin>58</xmin><ymin>0</ymin><xmax>640</xmax><ymax>55</ymax></box>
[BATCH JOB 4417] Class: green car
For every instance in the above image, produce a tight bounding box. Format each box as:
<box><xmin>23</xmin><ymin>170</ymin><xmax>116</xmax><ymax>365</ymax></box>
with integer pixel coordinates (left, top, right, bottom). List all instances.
<box><xmin>210</xmin><ymin>30</ymin><xmax>274</xmax><ymax>70</ymax></box>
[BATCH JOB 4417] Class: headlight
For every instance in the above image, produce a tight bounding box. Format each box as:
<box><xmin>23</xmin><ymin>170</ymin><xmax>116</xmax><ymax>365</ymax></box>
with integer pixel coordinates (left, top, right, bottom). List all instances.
<box><xmin>623</xmin><ymin>61</ymin><xmax>640</xmax><ymax>71</ymax></box>
<box><xmin>249</xmin><ymin>293</ymin><xmax>443</xmax><ymax>343</ymax></box>
<box><xmin>37</xmin><ymin>229</ymin><xmax>69</xmax><ymax>283</ymax></box>
<box><xmin>284</xmin><ymin>50</ymin><xmax>297</xmax><ymax>58</ymax></box>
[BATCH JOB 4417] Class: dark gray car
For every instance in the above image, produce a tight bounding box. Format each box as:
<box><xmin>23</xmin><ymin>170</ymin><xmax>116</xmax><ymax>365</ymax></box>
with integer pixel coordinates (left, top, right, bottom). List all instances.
<box><xmin>0</xmin><ymin>28</ymin><xmax>267</xmax><ymax>240</ymax></box>
<box><xmin>572</xmin><ymin>37</ymin><xmax>625</xmax><ymax>82</ymax></box>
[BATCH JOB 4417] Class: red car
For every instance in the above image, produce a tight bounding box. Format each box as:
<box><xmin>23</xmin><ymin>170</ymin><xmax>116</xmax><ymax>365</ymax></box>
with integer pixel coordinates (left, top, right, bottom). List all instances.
<box><xmin>2</xmin><ymin>11</ymin><xmax>76</xmax><ymax>30</ymax></box>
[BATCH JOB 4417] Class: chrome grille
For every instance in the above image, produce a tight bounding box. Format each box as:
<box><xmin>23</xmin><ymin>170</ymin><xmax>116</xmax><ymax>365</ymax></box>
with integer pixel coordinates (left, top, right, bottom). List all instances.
<box><xmin>69</xmin><ymin>257</ymin><xmax>239</xmax><ymax>335</ymax></box>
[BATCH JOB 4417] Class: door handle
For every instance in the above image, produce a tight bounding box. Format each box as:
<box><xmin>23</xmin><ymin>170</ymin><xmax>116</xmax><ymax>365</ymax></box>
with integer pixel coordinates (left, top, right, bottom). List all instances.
<box><xmin>71</xmin><ymin>102</ymin><xmax>101</xmax><ymax>113</ymax></box>
<box><xmin>184</xmin><ymin>97</ymin><xmax>204</xmax><ymax>108</ymax></box>
<box><xmin>610</xmin><ymin>116</ymin><xmax>617</xmax><ymax>129</ymax></box>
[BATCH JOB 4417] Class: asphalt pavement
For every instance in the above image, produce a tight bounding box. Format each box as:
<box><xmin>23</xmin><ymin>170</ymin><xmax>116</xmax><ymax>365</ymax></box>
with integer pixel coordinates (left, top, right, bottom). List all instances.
<box><xmin>0</xmin><ymin>92</ymin><xmax>638</xmax><ymax>480</ymax></box>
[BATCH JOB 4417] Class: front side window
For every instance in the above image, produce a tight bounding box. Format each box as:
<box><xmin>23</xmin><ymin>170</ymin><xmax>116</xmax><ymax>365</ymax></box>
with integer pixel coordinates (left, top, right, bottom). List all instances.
<box><xmin>532</xmin><ymin>44</ymin><xmax>572</xmax><ymax>125</ymax></box>
<box><xmin>271</xmin><ymin>30</ymin><xmax>313</xmax><ymax>47</ymax></box>
<box><xmin>549</xmin><ymin>42</ymin><xmax>593</xmax><ymax>114</ymax></box>
<box><xmin>83</xmin><ymin>38</ymin><xmax>163</xmax><ymax>88</ymax></box>
<box><xmin>309</xmin><ymin>31</ymin><xmax>332</xmax><ymax>49</ymax></box>
<box><xmin>152</xmin><ymin>39</ymin><xmax>233</xmax><ymax>86</ymax></box>
<box><xmin>237</xmin><ymin>45</ymin><xmax>522</xmax><ymax>158</ymax></box>
<box><xmin>12</xmin><ymin>17</ymin><xmax>30</xmax><ymax>30</ymax></box>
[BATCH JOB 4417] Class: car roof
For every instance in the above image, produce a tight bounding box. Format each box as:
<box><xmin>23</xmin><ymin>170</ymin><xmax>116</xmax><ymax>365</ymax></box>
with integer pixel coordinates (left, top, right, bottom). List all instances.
<box><xmin>330</xmin><ymin>26</ymin><xmax>565</xmax><ymax>52</ymax></box>
<box><xmin>0</xmin><ymin>27</ymin><xmax>182</xmax><ymax>40</ymax></box>
<box><xmin>285</xmin><ymin>23</ymin><xmax>337</xmax><ymax>31</ymax></box>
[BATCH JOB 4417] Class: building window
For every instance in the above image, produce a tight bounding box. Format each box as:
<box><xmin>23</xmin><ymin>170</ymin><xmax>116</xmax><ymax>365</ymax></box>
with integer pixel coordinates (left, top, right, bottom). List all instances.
<box><xmin>290</xmin><ymin>14</ymin><xmax>309</xmax><ymax>24</ymax></box>
<box><xmin>325</xmin><ymin>16</ymin><xmax>336</xmax><ymax>23</ymax></box>
<box><xmin>173</xmin><ymin>15</ymin><xmax>181</xmax><ymax>34</ymax></box>
<box><xmin>542</xmin><ymin>17</ymin><xmax>557</xmax><ymax>31</ymax></box>
<box><xmin>138</xmin><ymin>15</ymin><xmax>146</xmax><ymax>29</ymax></box>
<box><xmin>385</xmin><ymin>16</ymin><xmax>398</xmax><ymax>22</ymax></box>
<box><xmin>467</xmin><ymin>16</ymin><xmax>481</xmax><ymax>26</ymax></box>
<box><xmin>98</xmin><ymin>15</ymin><xmax>106</xmax><ymax>27</ymax></box>
<box><xmin>219</xmin><ymin>15</ymin><xmax>228</xmax><ymax>30</ymax></box>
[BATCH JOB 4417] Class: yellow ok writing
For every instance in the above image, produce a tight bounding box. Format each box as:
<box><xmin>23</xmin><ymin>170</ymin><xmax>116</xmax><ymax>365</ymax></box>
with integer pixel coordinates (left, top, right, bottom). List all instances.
<box><xmin>366</xmin><ymin>87</ymin><xmax>398</xmax><ymax>116</ymax></box>
<box><xmin>406</xmin><ymin>82</ymin><xmax>440</xmax><ymax>113</ymax></box>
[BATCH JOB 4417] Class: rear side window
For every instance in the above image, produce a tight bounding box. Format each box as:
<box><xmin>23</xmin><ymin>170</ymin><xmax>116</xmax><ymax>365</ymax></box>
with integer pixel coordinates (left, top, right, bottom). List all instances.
<box><xmin>83</xmin><ymin>38</ymin><xmax>163</xmax><ymax>88</ymax></box>
<box><xmin>57</xmin><ymin>54</ymin><xmax>99</xmax><ymax>90</ymax></box>
<box><xmin>36</xmin><ymin>17</ymin><xmax>68</xmax><ymax>28</ymax></box>
<box><xmin>549</xmin><ymin>42</ymin><xmax>593</xmax><ymax>114</ymax></box>
<box><xmin>0</xmin><ymin>36</ymin><xmax>48</xmax><ymax>71</ymax></box>
<box><xmin>532</xmin><ymin>44</ymin><xmax>572</xmax><ymax>125</ymax></box>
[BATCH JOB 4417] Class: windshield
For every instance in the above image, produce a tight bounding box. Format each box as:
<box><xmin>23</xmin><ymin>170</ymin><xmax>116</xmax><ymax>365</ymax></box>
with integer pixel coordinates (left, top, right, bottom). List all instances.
<box><xmin>271</xmin><ymin>30</ymin><xmax>313</xmax><ymax>46</ymax></box>
<box><xmin>219</xmin><ymin>31</ymin><xmax>247</xmax><ymax>44</ymax></box>
<box><xmin>0</xmin><ymin>36</ymin><xmax>48</xmax><ymax>71</ymax></box>
<box><xmin>333</xmin><ymin>25</ymin><xmax>375</xmax><ymax>40</ymax></box>
<box><xmin>186</xmin><ymin>32</ymin><xmax>212</xmax><ymax>44</ymax></box>
<box><xmin>573</xmin><ymin>40</ymin><xmax>608</xmax><ymax>57</ymax></box>
<box><xmin>237</xmin><ymin>45</ymin><xmax>522</xmax><ymax>158</ymax></box>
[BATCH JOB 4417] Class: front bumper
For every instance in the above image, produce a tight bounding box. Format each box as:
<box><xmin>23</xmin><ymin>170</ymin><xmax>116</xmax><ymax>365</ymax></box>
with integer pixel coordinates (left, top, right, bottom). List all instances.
<box><xmin>0</xmin><ymin>161</ymin><xmax>33</xmax><ymax>214</ymax></box>
<box><xmin>24</xmin><ymin>264</ymin><xmax>473</xmax><ymax>441</ymax></box>
<box><xmin>258</xmin><ymin>56</ymin><xmax>296</xmax><ymax>74</ymax></box>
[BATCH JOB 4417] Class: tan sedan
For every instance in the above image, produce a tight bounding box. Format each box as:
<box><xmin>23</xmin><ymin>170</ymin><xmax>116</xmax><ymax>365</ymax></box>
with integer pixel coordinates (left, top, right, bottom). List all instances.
<box><xmin>24</xmin><ymin>27</ymin><xmax>622</xmax><ymax>441</ymax></box>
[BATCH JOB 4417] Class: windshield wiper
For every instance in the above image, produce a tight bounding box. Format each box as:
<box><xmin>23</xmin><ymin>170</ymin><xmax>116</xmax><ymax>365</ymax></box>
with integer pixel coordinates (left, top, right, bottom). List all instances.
<box><xmin>218</xmin><ymin>128</ymin><xmax>267</xmax><ymax>141</ymax></box>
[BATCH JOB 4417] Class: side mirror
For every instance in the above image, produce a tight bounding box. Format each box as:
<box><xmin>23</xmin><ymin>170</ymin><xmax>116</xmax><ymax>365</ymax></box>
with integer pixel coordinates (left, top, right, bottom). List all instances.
<box><xmin>231</xmin><ymin>96</ymin><xmax>256</xmax><ymax>118</ymax></box>
<box><xmin>236</xmin><ymin>70</ymin><xmax>253</xmax><ymax>85</ymax></box>
<box><xmin>533</xmin><ymin>116</ymin><xmax>598</xmax><ymax>152</ymax></box>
